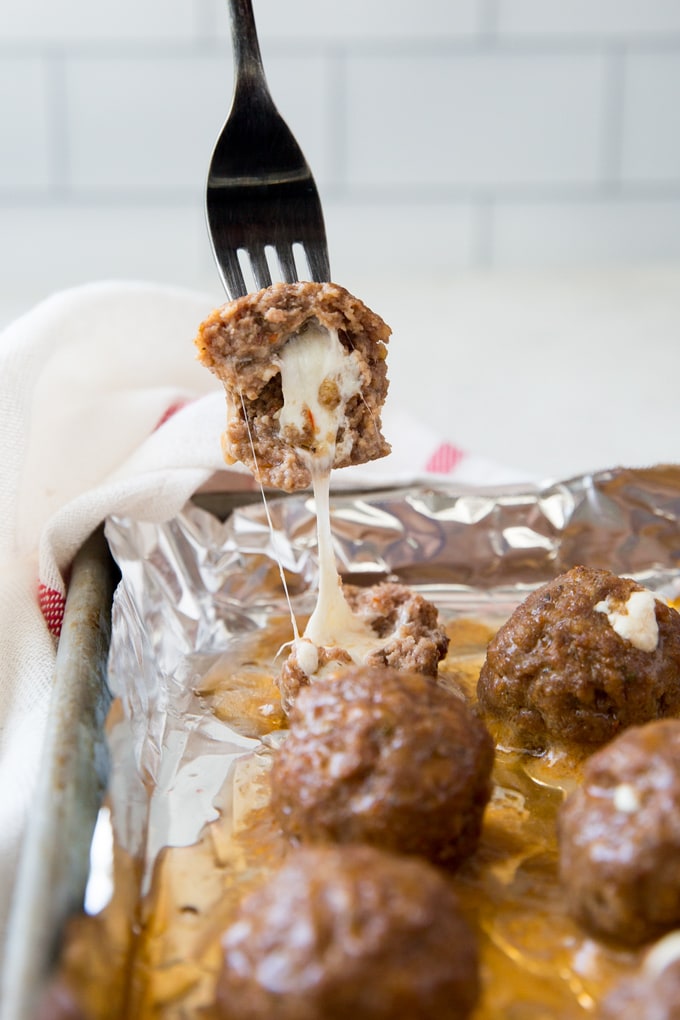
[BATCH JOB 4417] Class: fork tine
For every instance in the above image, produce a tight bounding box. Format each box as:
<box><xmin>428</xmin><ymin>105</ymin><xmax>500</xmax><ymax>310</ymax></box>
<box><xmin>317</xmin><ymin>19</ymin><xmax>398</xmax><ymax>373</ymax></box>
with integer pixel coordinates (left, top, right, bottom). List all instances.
<box><xmin>219</xmin><ymin>247</ymin><xmax>248</xmax><ymax>300</ymax></box>
<box><xmin>305</xmin><ymin>243</ymin><xmax>331</xmax><ymax>285</ymax></box>
<box><xmin>250</xmin><ymin>247</ymin><xmax>272</xmax><ymax>291</ymax></box>
<box><xmin>277</xmin><ymin>243</ymin><xmax>297</xmax><ymax>285</ymax></box>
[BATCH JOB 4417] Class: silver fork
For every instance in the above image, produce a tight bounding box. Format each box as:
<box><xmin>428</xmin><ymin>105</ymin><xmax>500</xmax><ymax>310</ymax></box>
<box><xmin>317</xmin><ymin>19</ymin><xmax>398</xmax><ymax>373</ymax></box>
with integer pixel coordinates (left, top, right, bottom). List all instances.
<box><xmin>206</xmin><ymin>0</ymin><xmax>331</xmax><ymax>299</ymax></box>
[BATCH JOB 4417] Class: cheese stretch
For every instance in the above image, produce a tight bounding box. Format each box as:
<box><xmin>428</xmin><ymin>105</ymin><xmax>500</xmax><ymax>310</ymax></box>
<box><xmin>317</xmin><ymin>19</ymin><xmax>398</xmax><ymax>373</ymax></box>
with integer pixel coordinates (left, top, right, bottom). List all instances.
<box><xmin>276</xmin><ymin>322</ymin><xmax>387</xmax><ymax>667</ymax></box>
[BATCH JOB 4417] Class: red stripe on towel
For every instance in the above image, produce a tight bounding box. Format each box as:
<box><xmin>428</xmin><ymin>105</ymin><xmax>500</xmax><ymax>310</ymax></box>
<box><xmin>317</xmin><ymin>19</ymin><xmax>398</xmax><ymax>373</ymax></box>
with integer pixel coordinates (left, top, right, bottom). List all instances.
<box><xmin>425</xmin><ymin>442</ymin><xmax>465</xmax><ymax>474</ymax></box>
<box><xmin>38</xmin><ymin>583</ymin><xmax>66</xmax><ymax>638</ymax></box>
<box><xmin>154</xmin><ymin>400</ymin><xmax>189</xmax><ymax>431</ymax></box>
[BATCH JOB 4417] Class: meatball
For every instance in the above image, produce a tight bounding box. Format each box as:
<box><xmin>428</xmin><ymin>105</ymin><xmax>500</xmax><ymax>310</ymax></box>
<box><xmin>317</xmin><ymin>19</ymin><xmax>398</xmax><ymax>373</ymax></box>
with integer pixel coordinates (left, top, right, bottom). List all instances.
<box><xmin>477</xmin><ymin>566</ymin><xmax>680</xmax><ymax>749</ymax></box>
<box><xmin>600</xmin><ymin>934</ymin><xmax>680</xmax><ymax>1019</ymax></box>
<box><xmin>213</xmin><ymin>844</ymin><xmax>480</xmax><ymax>1020</ymax></box>
<box><xmin>271</xmin><ymin>666</ymin><xmax>494</xmax><ymax>868</ymax></box>
<box><xmin>194</xmin><ymin>281</ymin><xmax>391</xmax><ymax>491</ymax></box>
<box><xmin>278</xmin><ymin>581</ymin><xmax>449</xmax><ymax>711</ymax></box>
<box><xmin>279</xmin><ymin>642</ymin><xmax>353</xmax><ymax>714</ymax></box>
<box><xmin>345</xmin><ymin>582</ymin><xmax>450</xmax><ymax>674</ymax></box>
<box><xmin>558</xmin><ymin>718</ymin><xmax>680</xmax><ymax>946</ymax></box>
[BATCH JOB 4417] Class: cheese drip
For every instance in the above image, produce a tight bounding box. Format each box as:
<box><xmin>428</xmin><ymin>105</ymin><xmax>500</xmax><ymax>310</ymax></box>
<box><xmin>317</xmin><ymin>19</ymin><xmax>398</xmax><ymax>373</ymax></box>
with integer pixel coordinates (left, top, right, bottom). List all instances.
<box><xmin>277</xmin><ymin>323</ymin><xmax>384</xmax><ymax>664</ymax></box>
<box><xmin>304</xmin><ymin>464</ymin><xmax>387</xmax><ymax>660</ymax></box>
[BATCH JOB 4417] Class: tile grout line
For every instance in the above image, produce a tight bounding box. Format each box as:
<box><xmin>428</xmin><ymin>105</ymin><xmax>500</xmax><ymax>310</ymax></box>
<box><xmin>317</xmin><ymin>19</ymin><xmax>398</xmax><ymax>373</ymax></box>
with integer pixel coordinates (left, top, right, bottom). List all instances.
<box><xmin>192</xmin><ymin>0</ymin><xmax>218</xmax><ymax>43</ymax></box>
<box><xmin>3</xmin><ymin>183</ymin><xmax>680</xmax><ymax>208</ymax></box>
<box><xmin>4</xmin><ymin>36</ymin><xmax>680</xmax><ymax>60</ymax></box>
<box><xmin>44</xmin><ymin>48</ymin><xmax>70</xmax><ymax>198</ymax></box>
<box><xmin>479</xmin><ymin>0</ymin><xmax>500</xmax><ymax>39</ymax></box>
<box><xmin>600</xmin><ymin>42</ymin><xmax>626</xmax><ymax>194</ymax></box>
<box><xmin>326</xmin><ymin>44</ymin><xmax>348</xmax><ymax>201</ymax></box>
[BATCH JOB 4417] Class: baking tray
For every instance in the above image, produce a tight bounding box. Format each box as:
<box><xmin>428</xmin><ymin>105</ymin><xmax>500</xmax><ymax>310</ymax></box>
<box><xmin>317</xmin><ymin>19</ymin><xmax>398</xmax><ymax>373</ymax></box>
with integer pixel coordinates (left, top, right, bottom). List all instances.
<box><xmin>4</xmin><ymin>466</ymin><xmax>680</xmax><ymax>1019</ymax></box>
<box><xmin>1</xmin><ymin>527</ymin><xmax>119</xmax><ymax>1020</ymax></box>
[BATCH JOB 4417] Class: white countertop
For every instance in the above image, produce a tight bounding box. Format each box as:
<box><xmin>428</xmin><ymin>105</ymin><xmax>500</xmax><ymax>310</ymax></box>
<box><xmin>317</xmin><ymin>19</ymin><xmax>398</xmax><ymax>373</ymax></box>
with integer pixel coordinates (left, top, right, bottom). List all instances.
<box><xmin>350</xmin><ymin>264</ymin><xmax>680</xmax><ymax>483</ymax></box>
<box><xmin>3</xmin><ymin>263</ymin><xmax>679</xmax><ymax>485</ymax></box>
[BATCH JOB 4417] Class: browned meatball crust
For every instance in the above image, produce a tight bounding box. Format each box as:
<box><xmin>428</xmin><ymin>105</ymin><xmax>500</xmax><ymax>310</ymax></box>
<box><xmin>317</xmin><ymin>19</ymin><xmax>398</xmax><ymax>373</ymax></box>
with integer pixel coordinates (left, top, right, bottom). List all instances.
<box><xmin>278</xmin><ymin>581</ymin><xmax>449</xmax><ymax>711</ymax></box>
<box><xmin>213</xmin><ymin>844</ymin><xmax>480</xmax><ymax>1020</ymax></box>
<box><xmin>195</xmin><ymin>281</ymin><xmax>391</xmax><ymax>491</ymax></box>
<box><xmin>477</xmin><ymin>566</ymin><xmax>680</xmax><ymax>750</ymax></box>
<box><xmin>271</xmin><ymin>666</ymin><xmax>494</xmax><ymax>868</ymax></box>
<box><xmin>558</xmin><ymin>719</ymin><xmax>680</xmax><ymax>946</ymax></box>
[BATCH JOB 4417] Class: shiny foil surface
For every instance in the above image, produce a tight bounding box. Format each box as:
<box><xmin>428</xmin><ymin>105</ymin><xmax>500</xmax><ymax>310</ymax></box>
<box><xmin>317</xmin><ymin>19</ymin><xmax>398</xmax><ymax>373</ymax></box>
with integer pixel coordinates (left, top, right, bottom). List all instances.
<box><xmin>87</xmin><ymin>464</ymin><xmax>680</xmax><ymax>1018</ymax></box>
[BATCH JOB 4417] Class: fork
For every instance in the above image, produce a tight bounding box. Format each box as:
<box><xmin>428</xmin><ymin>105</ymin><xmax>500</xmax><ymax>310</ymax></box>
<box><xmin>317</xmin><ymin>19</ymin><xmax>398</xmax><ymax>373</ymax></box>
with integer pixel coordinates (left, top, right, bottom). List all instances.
<box><xmin>206</xmin><ymin>0</ymin><xmax>331</xmax><ymax>300</ymax></box>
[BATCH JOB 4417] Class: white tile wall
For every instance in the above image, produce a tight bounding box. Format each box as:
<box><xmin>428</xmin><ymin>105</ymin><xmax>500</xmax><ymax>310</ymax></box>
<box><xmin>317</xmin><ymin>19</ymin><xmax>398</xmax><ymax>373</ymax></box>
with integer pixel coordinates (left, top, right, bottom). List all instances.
<box><xmin>324</xmin><ymin>201</ymin><xmax>479</xmax><ymax>287</ymax></box>
<box><xmin>0</xmin><ymin>205</ymin><xmax>209</xmax><ymax>294</ymax></box>
<box><xmin>0</xmin><ymin>58</ymin><xmax>51</xmax><ymax>191</ymax></box>
<box><xmin>346</xmin><ymin>52</ymin><xmax>607</xmax><ymax>189</ymax></box>
<box><xmin>492</xmin><ymin>199</ymin><xmax>680</xmax><ymax>267</ymax></box>
<box><xmin>0</xmin><ymin>0</ymin><xmax>198</xmax><ymax>42</ymax></box>
<box><xmin>1</xmin><ymin>0</ymin><xmax>680</xmax><ymax>310</ymax></box>
<box><xmin>65</xmin><ymin>57</ymin><xmax>225</xmax><ymax>194</ymax></box>
<box><xmin>621</xmin><ymin>51</ymin><xmax>680</xmax><ymax>183</ymax></box>
<box><xmin>496</xmin><ymin>0</ymin><xmax>680</xmax><ymax>38</ymax></box>
<box><xmin>239</xmin><ymin>0</ymin><xmax>483</xmax><ymax>42</ymax></box>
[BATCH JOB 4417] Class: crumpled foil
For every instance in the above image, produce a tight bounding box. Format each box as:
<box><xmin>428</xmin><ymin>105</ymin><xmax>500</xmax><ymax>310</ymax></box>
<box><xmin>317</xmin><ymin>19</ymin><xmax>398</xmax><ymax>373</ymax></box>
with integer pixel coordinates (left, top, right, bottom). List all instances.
<box><xmin>101</xmin><ymin>464</ymin><xmax>680</xmax><ymax>878</ymax></box>
<box><xmin>55</xmin><ymin>462</ymin><xmax>680</xmax><ymax>1020</ymax></box>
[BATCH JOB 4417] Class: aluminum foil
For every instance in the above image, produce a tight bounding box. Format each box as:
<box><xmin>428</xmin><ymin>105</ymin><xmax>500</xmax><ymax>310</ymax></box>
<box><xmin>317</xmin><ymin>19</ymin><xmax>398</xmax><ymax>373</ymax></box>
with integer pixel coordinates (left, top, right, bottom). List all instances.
<box><xmin>36</xmin><ymin>462</ymin><xmax>673</xmax><ymax>1019</ymax></box>
<box><xmin>101</xmin><ymin>464</ymin><xmax>680</xmax><ymax>873</ymax></box>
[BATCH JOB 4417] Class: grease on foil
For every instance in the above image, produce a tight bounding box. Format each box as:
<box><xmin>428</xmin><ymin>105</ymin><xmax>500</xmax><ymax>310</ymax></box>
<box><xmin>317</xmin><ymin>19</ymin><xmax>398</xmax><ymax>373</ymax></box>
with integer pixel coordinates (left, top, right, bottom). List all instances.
<box><xmin>68</xmin><ymin>466</ymin><xmax>680</xmax><ymax>1016</ymax></box>
<box><xmin>96</xmin><ymin>467</ymin><xmax>680</xmax><ymax>894</ymax></box>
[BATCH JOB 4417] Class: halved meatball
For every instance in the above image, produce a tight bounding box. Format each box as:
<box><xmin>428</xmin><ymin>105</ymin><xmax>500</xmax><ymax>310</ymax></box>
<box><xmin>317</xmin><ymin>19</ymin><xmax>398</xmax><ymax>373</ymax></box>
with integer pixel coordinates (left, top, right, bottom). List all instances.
<box><xmin>278</xmin><ymin>581</ymin><xmax>450</xmax><ymax>712</ymax></box>
<box><xmin>477</xmin><ymin>566</ymin><xmax>680</xmax><ymax>750</ymax></box>
<box><xmin>345</xmin><ymin>582</ymin><xmax>450</xmax><ymax>675</ymax></box>
<box><xmin>213</xmin><ymin>844</ymin><xmax>480</xmax><ymax>1020</ymax></box>
<box><xmin>271</xmin><ymin>666</ymin><xmax>493</xmax><ymax>868</ymax></box>
<box><xmin>558</xmin><ymin>718</ymin><xmax>680</xmax><ymax>946</ymax></box>
<box><xmin>195</xmin><ymin>281</ymin><xmax>391</xmax><ymax>491</ymax></box>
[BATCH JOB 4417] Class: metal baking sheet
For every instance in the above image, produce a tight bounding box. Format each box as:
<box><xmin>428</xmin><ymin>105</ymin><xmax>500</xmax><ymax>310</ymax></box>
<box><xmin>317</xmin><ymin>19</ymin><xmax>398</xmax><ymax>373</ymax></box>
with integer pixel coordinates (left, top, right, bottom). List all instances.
<box><xmin>5</xmin><ymin>465</ymin><xmax>680</xmax><ymax>1018</ymax></box>
<box><xmin>1</xmin><ymin>528</ymin><xmax>118</xmax><ymax>1020</ymax></box>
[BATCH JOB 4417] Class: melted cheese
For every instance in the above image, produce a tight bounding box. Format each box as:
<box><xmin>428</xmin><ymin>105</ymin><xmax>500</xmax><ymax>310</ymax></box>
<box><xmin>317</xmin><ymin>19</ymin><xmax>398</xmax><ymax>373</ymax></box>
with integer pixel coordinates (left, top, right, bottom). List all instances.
<box><xmin>277</xmin><ymin>322</ymin><xmax>362</xmax><ymax>463</ymax></box>
<box><xmin>293</xmin><ymin>638</ymin><xmax>319</xmax><ymax>676</ymax></box>
<box><xmin>303</xmin><ymin>465</ymin><xmax>383</xmax><ymax>660</ymax></box>
<box><xmin>612</xmin><ymin>782</ymin><xmax>640</xmax><ymax>814</ymax></box>
<box><xmin>277</xmin><ymin>322</ymin><xmax>386</xmax><ymax>669</ymax></box>
<box><xmin>594</xmin><ymin>589</ymin><xmax>660</xmax><ymax>653</ymax></box>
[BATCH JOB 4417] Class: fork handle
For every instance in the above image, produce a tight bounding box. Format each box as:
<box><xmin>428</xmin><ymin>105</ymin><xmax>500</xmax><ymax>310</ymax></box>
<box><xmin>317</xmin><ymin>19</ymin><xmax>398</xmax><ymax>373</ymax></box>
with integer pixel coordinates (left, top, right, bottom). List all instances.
<box><xmin>227</xmin><ymin>0</ymin><xmax>267</xmax><ymax>87</ymax></box>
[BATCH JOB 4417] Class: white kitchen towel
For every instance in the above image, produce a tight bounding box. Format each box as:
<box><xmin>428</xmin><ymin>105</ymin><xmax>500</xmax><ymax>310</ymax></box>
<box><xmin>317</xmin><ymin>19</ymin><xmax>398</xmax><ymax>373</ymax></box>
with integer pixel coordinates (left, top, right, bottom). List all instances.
<box><xmin>0</xmin><ymin>279</ymin><xmax>523</xmax><ymax>964</ymax></box>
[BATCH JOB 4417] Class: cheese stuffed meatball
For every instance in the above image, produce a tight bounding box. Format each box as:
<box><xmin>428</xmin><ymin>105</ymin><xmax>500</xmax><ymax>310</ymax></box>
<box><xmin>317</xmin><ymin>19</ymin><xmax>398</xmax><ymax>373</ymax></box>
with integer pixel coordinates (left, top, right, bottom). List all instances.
<box><xmin>213</xmin><ymin>844</ymin><xmax>480</xmax><ymax>1020</ymax></box>
<box><xmin>195</xmin><ymin>281</ymin><xmax>391</xmax><ymax>491</ymax></box>
<box><xmin>278</xmin><ymin>581</ymin><xmax>449</xmax><ymax>711</ymax></box>
<box><xmin>559</xmin><ymin>719</ymin><xmax>680</xmax><ymax>945</ymax></box>
<box><xmin>271</xmin><ymin>666</ymin><xmax>494</xmax><ymax>868</ymax></box>
<box><xmin>477</xmin><ymin>566</ymin><xmax>680</xmax><ymax>750</ymax></box>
